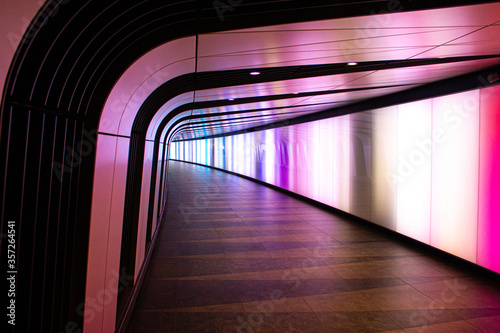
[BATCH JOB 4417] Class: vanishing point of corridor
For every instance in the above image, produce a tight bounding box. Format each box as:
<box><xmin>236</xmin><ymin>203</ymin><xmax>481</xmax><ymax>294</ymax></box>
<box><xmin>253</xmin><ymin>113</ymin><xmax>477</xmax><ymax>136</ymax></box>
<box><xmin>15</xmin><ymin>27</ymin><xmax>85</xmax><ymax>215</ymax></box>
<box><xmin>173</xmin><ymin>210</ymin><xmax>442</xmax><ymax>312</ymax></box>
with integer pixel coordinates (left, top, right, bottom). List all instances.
<box><xmin>127</xmin><ymin>161</ymin><xmax>500</xmax><ymax>333</ymax></box>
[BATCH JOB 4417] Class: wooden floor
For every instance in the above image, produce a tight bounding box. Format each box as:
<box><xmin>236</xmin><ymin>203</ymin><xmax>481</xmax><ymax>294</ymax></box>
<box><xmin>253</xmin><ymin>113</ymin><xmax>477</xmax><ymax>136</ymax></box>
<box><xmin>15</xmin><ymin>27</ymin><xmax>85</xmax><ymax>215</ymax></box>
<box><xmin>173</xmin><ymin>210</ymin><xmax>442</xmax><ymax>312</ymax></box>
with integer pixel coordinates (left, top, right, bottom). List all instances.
<box><xmin>127</xmin><ymin>160</ymin><xmax>500</xmax><ymax>332</ymax></box>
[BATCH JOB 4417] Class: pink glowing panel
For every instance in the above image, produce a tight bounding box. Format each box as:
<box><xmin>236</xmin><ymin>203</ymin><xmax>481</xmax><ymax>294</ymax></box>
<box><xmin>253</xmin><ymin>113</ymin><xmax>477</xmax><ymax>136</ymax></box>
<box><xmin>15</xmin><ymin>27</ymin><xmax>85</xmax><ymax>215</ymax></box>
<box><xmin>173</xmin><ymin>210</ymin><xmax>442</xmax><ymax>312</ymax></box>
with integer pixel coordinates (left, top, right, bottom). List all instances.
<box><xmin>135</xmin><ymin>140</ymin><xmax>155</xmax><ymax>279</ymax></box>
<box><xmin>347</xmin><ymin>60</ymin><xmax>500</xmax><ymax>93</ymax></box>
<box><xmin>193</xmin><ymin>75</ymin><xmax>369</xmax><ymax>103</ymax></box>
<box><xmin>396</xmin><ymin>100</ymin><xmax>432</xmax><ymax>243</ymax></box>
<box><xmin>371</xmin><ymin>107</ymin><xmax>398</xmax><ymax>229</ymax></box>
<box><xmin>317</xmin><ymin>118</ymin><xmax>334</xmax><ymax>206</ymax></box>
<box><xmin>477</xmin><ymin>85</ymin><xmax>500</xmax><ymax>273</ymax></box>
<box><xmin>285</xmin><ymin>127</ymin><xmax>297</xmax><ymax>192</ymax></box>
<box><xmin>332</xmin><ymin>115</ymin><xmax>350</xmax><ymax>212</ymax></box>
<box><xmin>99</xmin><ymin>37</ymin><xmax>195</xmax><ymax>136</ymax></box>
<box><xmin>420</xmin><ymin>25</ymin><xmax>500</xmax><ymax>59</ymax></box>
<box><xmin>152</xmin><ymin>144</ymin><xmax>164</xmax><ymax>232</ymax></box>
<box><xmin>264</xmin><ymin>129</ymin><xmax>276</xmax><ymax>185</ymax></box>
<box><xmin>86</xmin><ymin>134</ymin><xmax>119</xmax><ymax>333</ymax></box>
<box><xmin>253</xmin><ymin>132</ymin><xmax>260</xmax><ymax>177</ymax></box>
<box><xmin>99</xmin><ymin>136</ymin><xmax>131</xmax><ymax>332</ymax></box>
<box><xmin>273</xmin><ymin>127</ymin><xmax>289</xmax><ymax>190</ymax></box>
<box><xmin>257</xmin><ymin>132</ymin><xmax>265</xmax><ymax>179</ymax></box>
<box><xmin>431</xmin><ymin>90</ymin><xmax>480</xmax><ymax>263</ymax></box>
<box><xmin>307</xmin><ymin>121</ymin><xmax>320</xmax><ymax>201</ymax></box>
<box><xmin>198</xmin><ymin>3</ymin><xmax>500</xmax><ymax>71</ymax></box>
<box><xmin>295</xmin><ymin>123</ymin><xmax>310</xmax><ymax>198</ymax></box>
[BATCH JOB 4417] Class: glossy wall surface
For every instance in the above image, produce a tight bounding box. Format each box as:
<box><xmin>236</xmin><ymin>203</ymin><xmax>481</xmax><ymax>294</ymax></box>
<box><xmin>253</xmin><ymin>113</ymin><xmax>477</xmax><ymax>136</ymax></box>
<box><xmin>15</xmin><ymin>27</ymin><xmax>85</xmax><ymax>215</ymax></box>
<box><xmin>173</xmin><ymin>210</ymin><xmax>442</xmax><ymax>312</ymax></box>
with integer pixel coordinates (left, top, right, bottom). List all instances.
<box><xmin>171</xmin><ymin>85</ymin><xmax>500</xmax><ymax>274</ymax></box>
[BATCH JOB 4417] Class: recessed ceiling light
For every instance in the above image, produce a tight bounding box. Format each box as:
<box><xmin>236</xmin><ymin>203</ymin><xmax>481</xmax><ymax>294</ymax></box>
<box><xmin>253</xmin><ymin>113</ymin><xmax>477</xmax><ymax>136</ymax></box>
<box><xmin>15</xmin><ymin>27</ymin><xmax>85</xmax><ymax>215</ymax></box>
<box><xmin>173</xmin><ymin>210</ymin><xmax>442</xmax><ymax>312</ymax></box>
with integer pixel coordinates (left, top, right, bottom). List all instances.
<box><xmin>250</xmin><ymin>71</ymin><xmax>261</xmax><ymax>75</ymax></box>
<box><xmin>293</xmin><ymin>92</ymin><xmax>299</xmax><ymax>94</ymax></box>
<box><xmin>228</xmin><ymin>98</ymin><xmax>234</xmax><ymax>101</ymax></box>
<box><xmin>347</xmin><ymin>62</ymin><xmax>358</xmax><ymax>66</ymax></box>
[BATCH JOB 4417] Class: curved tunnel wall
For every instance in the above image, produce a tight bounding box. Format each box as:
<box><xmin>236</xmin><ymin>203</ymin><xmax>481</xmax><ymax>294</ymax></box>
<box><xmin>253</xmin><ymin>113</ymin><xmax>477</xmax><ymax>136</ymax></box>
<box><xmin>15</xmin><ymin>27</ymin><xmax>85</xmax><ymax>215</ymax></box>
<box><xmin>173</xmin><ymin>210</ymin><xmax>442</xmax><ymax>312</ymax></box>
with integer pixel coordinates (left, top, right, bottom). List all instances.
<box><xmin>171</xmin><ymin>84</ymin><xmax>500</xmax><ymax>274</ymax></box>
<box><xmin>2</xmin><ymin>1</ymin><xmax>500</xmax><ymax>333</ymax></box>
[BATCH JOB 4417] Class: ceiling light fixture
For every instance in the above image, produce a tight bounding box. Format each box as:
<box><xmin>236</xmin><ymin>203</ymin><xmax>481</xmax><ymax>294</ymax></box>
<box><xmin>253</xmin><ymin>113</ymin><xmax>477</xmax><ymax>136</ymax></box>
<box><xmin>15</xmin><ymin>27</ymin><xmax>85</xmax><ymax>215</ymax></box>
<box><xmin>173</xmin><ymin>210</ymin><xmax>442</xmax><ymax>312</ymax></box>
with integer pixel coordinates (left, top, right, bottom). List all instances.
<box><xmin>228</xmin><ymin>98</ymin><xmax>235</xmax><ymax>101</ymax></box>
<box><xmin>250</xmin><ymin>71</ymin><xmax>261</xmax><ymax>75</ymax></box>
<box><xmin>347</xmin><ymin>62</ymin><xmax>358</xmax><ymax>66</ymax></box>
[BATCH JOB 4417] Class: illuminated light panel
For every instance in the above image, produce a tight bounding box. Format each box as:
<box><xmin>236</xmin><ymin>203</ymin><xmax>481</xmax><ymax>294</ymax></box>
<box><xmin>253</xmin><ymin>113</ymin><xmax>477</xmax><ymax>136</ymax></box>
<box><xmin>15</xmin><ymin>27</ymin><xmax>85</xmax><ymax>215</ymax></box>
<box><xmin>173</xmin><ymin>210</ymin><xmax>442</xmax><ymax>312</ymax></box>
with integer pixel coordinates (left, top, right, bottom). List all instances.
<box><xmin>477</xmin><ymin>85</ymin><xmax>500</xmax><ymax>273</ymax></box>
<box><xmin>295</xmin><ymin>123</ymin><xmax>310</xmax><ymax>198</ymax></box>
<box><xmin>347</xmin><ymin>62</ymin><xmax>358</xmax><ymax>66</ymax></box>
<box><xmin>275</xmin><ymin>127</ymin><xmax>290</xmax><ymax>190</ymax></box>
<box><xmin>308</xmin><ymin>121</ymin><xmax>320</xmax><ymax>201</ymax></box>
<box><xmin>170</xmin><ymin>86</ymin><xmax>500</xmax><ymax>274</ymax></box>
<box><xmin>349</xmin><ymin>112</ymin><xmax>372</xmax><ymax>220</ymax></box>
<box><xmin>430</xmin><ymin>90</ymin><xmax>480</xmax><ymax>263</ymax></box>
<box><xmin>234</xmin><ymin>134</ymin><xmax>245</xmax><ymax>174</ymax></box>
<box><xmin>317</xmin><ymin>118</ymin><xmax>334</xmax><ymax>206</ymax></box>
<box><xmin>264</xmin><ymin>130</ymin><xmax>275</xmax><ymax>185</ymax></box>
<box><xmin>213</xmin><ymin>137</ymin><xmax>219</xmax><ymax>168</ymax></box>
<box><xmin>332</xmin><ymin>115</ymin><xmax>350</xmax><ymax>212</ymax></box>
<box><xmin>371</xmin><ymin>107</ymin><xmax>398</xmax><ymax>229</ymax></box>
<box><xmin>396</xmin><ymin>100</ymin><xmax>432</xmax><ymax>244</ymax></box>
<box><xmin>287</xmin><ymin>124</ymin><xmax>298</xmax><ymax>193</ymax></box>
<box><xmin>250</xmin><ymin>71</ymin><xmax>261</xmax><ymax>75</ymax></box>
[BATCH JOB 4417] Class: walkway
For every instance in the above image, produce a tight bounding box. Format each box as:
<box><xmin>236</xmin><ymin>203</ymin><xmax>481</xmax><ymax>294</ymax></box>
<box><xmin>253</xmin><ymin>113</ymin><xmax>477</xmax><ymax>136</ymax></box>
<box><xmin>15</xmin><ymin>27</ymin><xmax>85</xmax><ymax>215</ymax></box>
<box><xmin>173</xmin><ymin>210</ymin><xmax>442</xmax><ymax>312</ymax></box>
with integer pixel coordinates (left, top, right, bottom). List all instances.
<box><xmin>127</xmin><ymin>160</ymin><xmax>500</xmax><ymax>332</ymax></box>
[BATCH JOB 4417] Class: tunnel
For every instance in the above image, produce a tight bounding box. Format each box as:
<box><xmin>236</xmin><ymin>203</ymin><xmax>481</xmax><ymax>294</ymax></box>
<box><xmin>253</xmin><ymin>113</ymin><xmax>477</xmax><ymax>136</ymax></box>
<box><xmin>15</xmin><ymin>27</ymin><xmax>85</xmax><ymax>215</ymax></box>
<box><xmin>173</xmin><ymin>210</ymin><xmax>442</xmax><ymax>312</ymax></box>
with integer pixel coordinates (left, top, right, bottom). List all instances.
<box><xmin>1</xmin><ymin>1</ymin><xmax>500</xmax><ymax>332</ymax></box>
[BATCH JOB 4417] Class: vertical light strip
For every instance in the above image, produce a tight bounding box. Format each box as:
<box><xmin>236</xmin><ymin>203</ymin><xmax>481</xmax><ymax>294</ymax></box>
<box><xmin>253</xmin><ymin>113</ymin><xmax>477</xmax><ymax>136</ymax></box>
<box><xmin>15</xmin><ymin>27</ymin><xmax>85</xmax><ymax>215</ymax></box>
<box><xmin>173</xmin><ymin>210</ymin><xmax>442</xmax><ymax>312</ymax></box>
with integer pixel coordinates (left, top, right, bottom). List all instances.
<box><xmin>288</xmin><ymin>124</ymin><xmax>297</xmax><ymax>193</ymax></box>
<box><xmin>431</xmin><ymin>90</ymin><xmax>479</xmax><ymax>262</ymax></box>
<box><xmin>371</xmin><ymin>106</ymin><xmax>398</xmax><ymax>229</ymax></box>
<box><xmin>295</xmin><ymin>123</ymin><xmax>309</xmax><ymax>198</ymax></box>
<box><xmin>396</xmin><ymin>100</ymin><xmax>432</xmax><ymax>243</ymax></box>
<box><xmin>349</xmin><ymin>112</ymin><xmax>372</xmax><ymax>220</ymax></box>
<box><xmin>226</xmin><ymin>135</ymin><xmax>233</xmax><ymax>172</ymax></box>
<box><xmin>264</xmin><ymin>129</ymin><xmax>275</xmax><ymax>185</ymax></box>
<box><xmin>332</xmin><ymin>115</ymin><xmax>350</xmax><ymax>212</ymax></box>
<box><xmin>206</xmin><ymin>139</ymin><xmax>212</xmax><ymax>166</ymax></box>
<box><xmin>274</xmin><ymin>128</ymin><xmax>286</xmax><ymax>189</ymax></box>
<box><xmin>200</xmin><ymin>139</ymin><xmax>206</xmax><ymax>164</ymax></box>
<box><xmin>213</xmin><ymin>138</ymin><xmax>219</xmax><ymax>168</ymax></box>
<box><xmin>477</xmin><ymin>85</ymin><xmax>500</xmax><ymax>273</ymax></box>
<box><xmin>234</xmin><ymin>134</ymin><xmax>244</xmax><ymax>174</ymax></box>
<box><xmin>317</xmin><ymin>118</ymin><xmax>334</xmax><ymax>206</ymax></box>
<box><xmin>307</xmin><ymin>121</ymin><xmax>324</xmax><ymax>201</ymax></box>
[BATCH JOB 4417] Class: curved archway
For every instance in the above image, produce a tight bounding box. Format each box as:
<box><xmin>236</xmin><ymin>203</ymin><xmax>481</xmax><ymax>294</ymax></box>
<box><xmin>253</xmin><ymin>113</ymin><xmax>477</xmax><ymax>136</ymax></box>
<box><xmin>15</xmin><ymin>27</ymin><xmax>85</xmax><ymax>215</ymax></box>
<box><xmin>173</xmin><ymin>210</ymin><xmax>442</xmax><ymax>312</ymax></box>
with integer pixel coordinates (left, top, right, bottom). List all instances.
<box><xmin>3</xmin><ymin>1</ymin><xmax>500</xmax><ymax>333</ymax></box>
